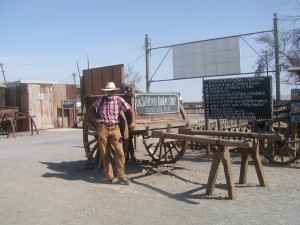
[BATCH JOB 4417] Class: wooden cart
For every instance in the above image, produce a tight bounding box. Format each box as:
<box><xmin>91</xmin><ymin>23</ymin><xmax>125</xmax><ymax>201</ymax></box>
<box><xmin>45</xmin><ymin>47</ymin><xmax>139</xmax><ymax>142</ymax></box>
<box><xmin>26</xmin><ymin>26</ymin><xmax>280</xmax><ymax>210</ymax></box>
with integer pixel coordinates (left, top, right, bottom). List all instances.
<box><xmin>0</xmin><ymin>106</ymin><xmax>38</xmax><ymax>138</ymax></box>
<box><xmin>253</xmin><ymin>102</ymin><xmax>300</xmax><ymax>164</ymax></box>
<box><xmin>82</xmin><ymin>92</ymin><xmax>190</xmax><ymax>169</ymax></box>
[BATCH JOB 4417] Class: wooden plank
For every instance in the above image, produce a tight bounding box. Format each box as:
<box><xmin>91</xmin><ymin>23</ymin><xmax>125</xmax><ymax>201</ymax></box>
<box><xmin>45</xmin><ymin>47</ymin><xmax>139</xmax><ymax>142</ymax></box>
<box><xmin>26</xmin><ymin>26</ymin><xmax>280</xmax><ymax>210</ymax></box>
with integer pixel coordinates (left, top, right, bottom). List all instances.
<box><xmin>82</xmin><ymin>64</ymin><xmax>124</xmax><ymax>97</ymax></box>
<box><xmin>151</xmin><ymin>130</ymin><xmax>253</xmax><ymax>148</ymax></box>
<box><xmin>113</xmin><ymin>64</ymin><xmax>124</xmax><ymax>89</ymax></box>
<box><xmin>20</xmin><ymin>84</ymin><xmax>29</xmax><ymax>131</ymax></box>
<box><xmin>94</xmin><ymin>67</ymin><xmax>103</xmax><ymax>95</ymax></box>
<box><xmin>102</xmin><ymin>66</ymin><xmax>114</xmax><ymax>92</ymax></box>
<box><xmin>83</xmin><ymin>69</ymin><xmax>93</xmax><ymax>96</ymax></box>
<box><xmin>179</xmin><ymin>128</ymin><xmax>284</xmax><ymax>140</ymax></box>
<box><xmin>134</xmin><ymin>120</ymin><xmax>188</xmax><ymax>131</ymax></box>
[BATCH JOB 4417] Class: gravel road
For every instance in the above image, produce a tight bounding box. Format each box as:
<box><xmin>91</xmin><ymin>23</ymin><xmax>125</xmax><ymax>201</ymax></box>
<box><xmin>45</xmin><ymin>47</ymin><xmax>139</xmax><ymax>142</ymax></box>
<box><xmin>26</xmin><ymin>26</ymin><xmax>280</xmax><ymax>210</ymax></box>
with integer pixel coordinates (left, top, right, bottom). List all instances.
<box><xmin>0</xmin><ymin>128</ymin><xmax>299</xmax><ymax>225</ymax></box>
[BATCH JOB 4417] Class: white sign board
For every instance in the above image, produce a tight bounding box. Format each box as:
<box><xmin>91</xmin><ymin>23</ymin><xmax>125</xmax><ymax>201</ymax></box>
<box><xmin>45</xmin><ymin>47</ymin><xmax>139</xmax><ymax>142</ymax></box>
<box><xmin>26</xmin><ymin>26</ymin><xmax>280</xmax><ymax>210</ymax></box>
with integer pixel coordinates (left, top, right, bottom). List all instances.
<box><xmin>173</xmin><ymin>36</ymin><xmax>241</xmax><ymax>78</ymax></box>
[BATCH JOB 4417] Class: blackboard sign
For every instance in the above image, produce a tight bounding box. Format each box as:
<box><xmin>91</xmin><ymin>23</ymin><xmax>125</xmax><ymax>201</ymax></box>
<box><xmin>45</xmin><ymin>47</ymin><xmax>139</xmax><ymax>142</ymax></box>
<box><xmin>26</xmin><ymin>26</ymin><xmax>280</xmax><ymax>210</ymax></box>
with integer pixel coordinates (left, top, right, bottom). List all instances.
<box><xmin>134</xmin><ymin>93</ymin><xmax>179</xmax><ymax>115</ymax></box>
<box><xmin>203</xmin><ymin>76</ymin><xmax>272</xmax><ymax>120</ymax></box>
<box><xmin>290</xmin><ymin>89</ymin><xmax>300</xmax><ymax>123</ymax></box>
<box><xmin>61</xmin><ymin>100</ymin><xmax>75</xmax><ymax>109</ymax></box>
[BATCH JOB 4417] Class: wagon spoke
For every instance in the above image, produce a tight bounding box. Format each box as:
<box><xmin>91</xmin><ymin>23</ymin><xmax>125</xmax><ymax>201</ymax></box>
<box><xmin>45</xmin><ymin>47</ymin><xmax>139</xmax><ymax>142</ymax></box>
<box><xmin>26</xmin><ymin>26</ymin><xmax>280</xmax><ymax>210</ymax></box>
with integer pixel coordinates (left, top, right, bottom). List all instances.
<box><xmin>86</xmin><ymin>120</ymin><xmax>97</xmax><ymax>131</ymax></box>
<box><xmin>88</xmin><ymin>142</ymin><xmax>99</xmax><ymax>157</ymax></box>
<box><xmin>143</xmin><ymin>138</ymin><xmax>188</xmax><ymax>164</ymax></box>
<box><xmin>257</xmin><ymin>119</ymin><xmax>299</xmax><ymax>165</ymax></box>
<box><xmin>170</xmin><ymin>141</ymin><xmax>180</xmax><ymax>154</ymax></box>
<box><xmin>167</xmin><ymin>142</ymin><xmax>174</xmax><ymax>160</ymax></box>
<box><xmin>83</xmin><ymin>105</ymin><xmax>102</xmax><ymax>168</ymax></box>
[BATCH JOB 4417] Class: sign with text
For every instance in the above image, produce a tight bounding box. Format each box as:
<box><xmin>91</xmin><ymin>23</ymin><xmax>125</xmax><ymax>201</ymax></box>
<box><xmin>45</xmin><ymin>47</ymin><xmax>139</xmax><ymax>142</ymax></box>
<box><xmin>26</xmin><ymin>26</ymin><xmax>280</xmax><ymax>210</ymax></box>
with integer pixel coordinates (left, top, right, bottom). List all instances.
<box><xmin>61</xmin><ymin>100</ymin><xmax>75</xmax><ymax>109</ymax></box>
<box><xmin>134</xmin><ymin>93</ymin><xmax>180</xmax><ymax>115</ymax></box>
<box><xmin>290</xmin><ymin>89</ymin><xmax>300</xmax><ymax>123</ymax></box>
<box><xmin>203</xmin><ymin>76</ymin><xmax>272</xmax><ymax>120</ymax></box>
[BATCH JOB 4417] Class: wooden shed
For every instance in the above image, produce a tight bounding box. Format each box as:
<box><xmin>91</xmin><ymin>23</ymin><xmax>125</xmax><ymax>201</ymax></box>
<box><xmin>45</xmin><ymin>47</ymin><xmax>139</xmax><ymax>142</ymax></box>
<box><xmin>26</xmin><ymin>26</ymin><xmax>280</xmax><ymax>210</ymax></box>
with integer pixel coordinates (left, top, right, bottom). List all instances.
<box><xmin>0</xmin><ymin>84</ymin><xmax>5</xmax><ymax>106</ymax></box>
<box><xmin>5</xmin><ymin>81</ymin><xmax>77</xmax><ymax>130</ymax></box>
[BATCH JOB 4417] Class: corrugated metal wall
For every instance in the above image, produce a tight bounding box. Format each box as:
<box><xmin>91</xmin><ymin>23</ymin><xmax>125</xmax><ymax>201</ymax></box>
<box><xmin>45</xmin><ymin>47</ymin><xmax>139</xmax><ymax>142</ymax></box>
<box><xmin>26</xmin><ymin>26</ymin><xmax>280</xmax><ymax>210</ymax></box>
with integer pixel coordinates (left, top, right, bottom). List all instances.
<box><xmin>5</xmin><ymin>83</ymin><xmax>76</xmax><ymax>130</ymax></box>
<box><xmin>0</xmin><ymin>86</ymin><xmax>5</xmax><ymax>106</ymax></box>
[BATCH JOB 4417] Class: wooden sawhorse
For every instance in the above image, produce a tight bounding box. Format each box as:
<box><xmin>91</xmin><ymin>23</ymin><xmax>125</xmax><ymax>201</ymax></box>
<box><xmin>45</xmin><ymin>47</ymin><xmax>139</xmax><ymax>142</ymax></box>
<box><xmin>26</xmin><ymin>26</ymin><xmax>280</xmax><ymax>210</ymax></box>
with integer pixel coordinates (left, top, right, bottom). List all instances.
<box><xmin>206</xmin><ymin>141</ymin><xmax>268</xmax><ymax>200</ymax></box>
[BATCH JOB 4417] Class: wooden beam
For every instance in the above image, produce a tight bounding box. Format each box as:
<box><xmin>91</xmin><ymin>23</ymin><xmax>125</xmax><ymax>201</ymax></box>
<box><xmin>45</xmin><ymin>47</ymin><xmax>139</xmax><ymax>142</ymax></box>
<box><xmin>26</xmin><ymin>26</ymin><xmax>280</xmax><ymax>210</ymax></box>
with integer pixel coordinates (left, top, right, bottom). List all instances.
<box><xmin>178</xmin><ymin>128</ymin><xmax>283</xmax><ymax>140</ymax></box>
<box><xmin>151</xmin><ymin>130</ymin><xmax>253</xmax><ymax>148</ymax></box>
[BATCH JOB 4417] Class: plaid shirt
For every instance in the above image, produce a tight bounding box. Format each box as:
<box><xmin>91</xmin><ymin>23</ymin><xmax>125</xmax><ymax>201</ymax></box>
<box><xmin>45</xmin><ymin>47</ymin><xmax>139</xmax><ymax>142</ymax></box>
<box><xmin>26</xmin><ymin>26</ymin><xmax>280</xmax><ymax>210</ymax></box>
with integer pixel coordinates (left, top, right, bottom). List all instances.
<box><xmin>93</xmin><ymin>96</ymin><xmax>130</xmax><ymax>124</ymax></box>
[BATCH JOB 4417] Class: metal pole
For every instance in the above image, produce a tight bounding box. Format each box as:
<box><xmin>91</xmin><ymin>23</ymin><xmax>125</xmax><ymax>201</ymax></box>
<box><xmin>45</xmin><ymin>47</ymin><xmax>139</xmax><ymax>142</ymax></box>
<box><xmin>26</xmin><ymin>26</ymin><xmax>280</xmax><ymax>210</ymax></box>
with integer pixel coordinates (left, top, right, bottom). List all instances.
<box><xmin>273</xmin><ymin>13</ymin><xmax>280</xmax><ymax>103</ymax></box>
<box><xmin>145</xmin><ymin>34</ymin><xmax>150</xmax><ymax>92</ymax></box>
<box><xmin>72</xmin><ymin>73</ymin><xmax>77</xmax><ymax>84</ymax></box>
<box><xmin>0</xmin><ymin>63</ymin><xmax>7</xmax><ymax>84</ymax></box>
<box><xmin>76</xmin><ymin>60</ymin><xmax>81</xmax><ymax>79</ymax></box>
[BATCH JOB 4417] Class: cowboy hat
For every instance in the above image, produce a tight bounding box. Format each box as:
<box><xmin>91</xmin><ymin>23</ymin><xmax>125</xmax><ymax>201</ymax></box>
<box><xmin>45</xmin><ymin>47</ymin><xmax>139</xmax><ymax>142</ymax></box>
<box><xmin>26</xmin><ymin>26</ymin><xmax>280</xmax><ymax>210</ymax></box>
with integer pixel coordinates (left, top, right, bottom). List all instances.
<box><xmin>102</xmin><ymin>82</ymin><xmax>120</xmax><ymax>91</ymax></box>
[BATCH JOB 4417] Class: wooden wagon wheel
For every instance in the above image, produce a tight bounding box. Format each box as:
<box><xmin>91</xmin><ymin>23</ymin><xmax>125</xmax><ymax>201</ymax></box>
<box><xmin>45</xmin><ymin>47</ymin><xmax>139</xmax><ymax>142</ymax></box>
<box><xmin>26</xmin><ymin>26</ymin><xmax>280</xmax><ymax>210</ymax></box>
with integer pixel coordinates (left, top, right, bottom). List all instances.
<box><xmin>143</xmin><ymin>104</ymin><xmax>190</xmax><ymax>164</ymax></box>
<box><xmin>143</xmin><ymin>138</ymin><xmax>190</xmax><ymax>164</ymax></box>
<box><xmin>257</xmin><ymin>119</ymin><xmax>300</xmax><ymax>165</ymax></box>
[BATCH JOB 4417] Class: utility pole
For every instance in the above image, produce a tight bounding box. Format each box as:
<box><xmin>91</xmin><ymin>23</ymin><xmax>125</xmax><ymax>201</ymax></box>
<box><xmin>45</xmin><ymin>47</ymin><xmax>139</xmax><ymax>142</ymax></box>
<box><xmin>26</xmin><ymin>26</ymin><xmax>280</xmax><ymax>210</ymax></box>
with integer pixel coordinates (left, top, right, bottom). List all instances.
<box><xmin>273</xmin><ymin>13</ymin><xmax>280</xmax><ymax>104</ymax></box>
<box><xmin>0</xmin><ymin>63</ymin><xmax>7</xmax><ymax>84</ymax></box>
<box><xmin>76</xmin><ymin>60</ymin><xmax>81</xmax><ymax>79</ymax></box>
<box><xmin>145</xmin><ymin>34</ymin><xmax>151</xmax><ymax>92</ymax></box>
<box><xmin>72</xmin><ymin>73</ymin><xmax>77</xmax><ymax>84</ymax></box>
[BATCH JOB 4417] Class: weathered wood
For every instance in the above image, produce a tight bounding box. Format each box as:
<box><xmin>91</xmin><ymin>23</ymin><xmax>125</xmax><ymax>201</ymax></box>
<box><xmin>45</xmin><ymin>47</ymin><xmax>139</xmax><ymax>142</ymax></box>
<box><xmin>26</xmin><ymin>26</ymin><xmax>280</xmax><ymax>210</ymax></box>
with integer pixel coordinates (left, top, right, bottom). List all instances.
<box><xmin>143</xmin><ymin>137</ymin><xmax>178</xmax><ymax>145</ymax></box>
<box><xmin>179</xmin><ymin>128</ymin><xmax>284</xmax><ymax>140</ymax></box>
<box><xmin>249</xmin><ymin>142</ymin><xmax>268</xmax><ymax>187</ymax></box>
<box><xmin>151</xmin><ymin>130</ymin><xmax>253</xmax><ymax>148</ymax></box>
<box><xmin>134</xmin><ymin>120</ymin><xmax>188</xmax><ymax>132</ymax></box>
<box><xmin>239</xmin><ymin>149</ymin><xmax>250</xmax><ymax>184</ymax></box>
<box><xmin>222</xmin><ymin>147</ymin><xmax>236</xmax><ymax>200</ymax></box>
<box><xmin>206</xmin><ymin>146</ymin><xmax>236</xmax><ymax>200</ymax></box>
<box><xmin>206</xmin><ymin>151</ymin><xmax>221</xmax><ymax>196</ymax></box>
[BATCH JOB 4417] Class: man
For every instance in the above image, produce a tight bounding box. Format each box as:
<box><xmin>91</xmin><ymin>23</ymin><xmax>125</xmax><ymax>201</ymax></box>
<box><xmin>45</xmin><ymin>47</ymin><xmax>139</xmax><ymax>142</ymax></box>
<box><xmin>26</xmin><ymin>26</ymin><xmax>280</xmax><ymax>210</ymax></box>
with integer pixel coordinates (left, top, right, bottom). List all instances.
<box><xmin>93</xmin><ymin>82</ymin><xmax>136</xmax><ymax>185</ymax></box>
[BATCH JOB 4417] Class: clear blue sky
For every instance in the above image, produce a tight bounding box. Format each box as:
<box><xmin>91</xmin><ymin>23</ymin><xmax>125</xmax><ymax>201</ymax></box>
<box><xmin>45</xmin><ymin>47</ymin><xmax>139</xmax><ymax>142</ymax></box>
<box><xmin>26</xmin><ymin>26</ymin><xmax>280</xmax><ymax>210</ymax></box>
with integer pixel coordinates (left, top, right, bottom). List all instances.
<box><xmin>0</xmin><ymin>0</ymin><xmax>299</xmax><ymax>101</ymax></box>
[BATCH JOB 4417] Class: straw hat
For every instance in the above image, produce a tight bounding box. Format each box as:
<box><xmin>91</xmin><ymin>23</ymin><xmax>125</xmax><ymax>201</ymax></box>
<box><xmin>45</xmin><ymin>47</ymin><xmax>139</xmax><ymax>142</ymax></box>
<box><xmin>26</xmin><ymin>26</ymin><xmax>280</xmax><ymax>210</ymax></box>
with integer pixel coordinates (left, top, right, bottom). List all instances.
<box><xmin>102</xmin><ymin>82</ymin><xmax>120</xmax><ymax>91</ymax></box>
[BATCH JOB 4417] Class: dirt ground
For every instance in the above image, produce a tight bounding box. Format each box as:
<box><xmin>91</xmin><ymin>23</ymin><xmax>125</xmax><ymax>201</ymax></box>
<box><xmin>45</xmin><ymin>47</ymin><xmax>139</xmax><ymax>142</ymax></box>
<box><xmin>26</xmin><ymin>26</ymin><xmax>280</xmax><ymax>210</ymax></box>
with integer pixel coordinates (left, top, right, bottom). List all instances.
<box><xmin>0</xmin><ymin>128</ymin><xmax>299</xmax><ymax>225</ymax></box>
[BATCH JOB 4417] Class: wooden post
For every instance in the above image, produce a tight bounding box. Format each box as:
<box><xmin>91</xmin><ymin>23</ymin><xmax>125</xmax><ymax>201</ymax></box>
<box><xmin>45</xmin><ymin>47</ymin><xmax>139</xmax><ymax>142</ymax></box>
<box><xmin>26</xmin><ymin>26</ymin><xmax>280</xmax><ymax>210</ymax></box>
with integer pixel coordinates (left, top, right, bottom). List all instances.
<box><xmin>222</xmin><ymin>147</ymin><xmax>236</xmax><ymax>200</ymax></box>
<box><xmin>62</xmin><ymin>108</ymin><xmax>64</xmax><ymax>128</ymax></box>
<box><xmin>249</xmin><ymin>141</ymin><xmax>268</xmax><ymax>187</ymax></box>
<box><xmin>205</xmin><ymin>116</ymin><xmax>211</xmax><ymax>155</ymax></box>
<box><xmin>206</xmin><ymin>146</ymin><xmax>236</xmax><ymax>200</ymax></box>
<box><xmin>239</xmin><ymin>149</ymin><xmax>250</xmax><ymax>184</ymax></box>
<box><xmin>206</xmin><ymin>149</ymin><xmax>221</xmax><ymax>196</ymax></box>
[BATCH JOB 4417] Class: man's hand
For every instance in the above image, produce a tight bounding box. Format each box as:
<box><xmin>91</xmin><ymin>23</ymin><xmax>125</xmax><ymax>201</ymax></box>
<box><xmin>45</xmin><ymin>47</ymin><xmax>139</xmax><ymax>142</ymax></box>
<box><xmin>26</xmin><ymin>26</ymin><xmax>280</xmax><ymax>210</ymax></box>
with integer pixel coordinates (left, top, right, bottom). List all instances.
<box><xmin>129</xmin><ymin>122</ymin><xmax>136</xmax><ymax>129</ymax></box>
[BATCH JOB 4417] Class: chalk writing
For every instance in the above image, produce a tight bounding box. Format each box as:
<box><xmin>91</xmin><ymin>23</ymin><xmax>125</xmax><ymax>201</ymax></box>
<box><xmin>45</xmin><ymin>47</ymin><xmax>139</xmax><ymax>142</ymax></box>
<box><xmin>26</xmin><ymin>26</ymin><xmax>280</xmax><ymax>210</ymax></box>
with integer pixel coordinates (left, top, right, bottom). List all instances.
<box><xmin>203</xmin><ymin>76</ymin><xmax>272</xmax><ymax>120</ymax></box>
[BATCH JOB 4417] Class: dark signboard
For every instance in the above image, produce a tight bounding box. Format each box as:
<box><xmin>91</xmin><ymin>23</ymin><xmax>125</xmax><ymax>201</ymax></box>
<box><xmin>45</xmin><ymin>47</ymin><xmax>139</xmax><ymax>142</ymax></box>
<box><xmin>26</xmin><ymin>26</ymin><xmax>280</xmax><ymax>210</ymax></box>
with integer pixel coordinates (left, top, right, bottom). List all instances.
<box><xmin>203</xmin><ymin>76</ymin><xmax>272</xmax><ymax>120</ymax></box>
<box><xmin>290</xmin><ymin>89</ymin><xmax>300</xmax><ymax>123</ymax></box>
<box><xmin>62</xmin><ymin>100</ymin><xmax>75</xmax><ymax>109</ymax></box>
<box><xmin>134</xmin><ymin>93</ymin><xmax>179</xmax><ymax>115</ymax></box>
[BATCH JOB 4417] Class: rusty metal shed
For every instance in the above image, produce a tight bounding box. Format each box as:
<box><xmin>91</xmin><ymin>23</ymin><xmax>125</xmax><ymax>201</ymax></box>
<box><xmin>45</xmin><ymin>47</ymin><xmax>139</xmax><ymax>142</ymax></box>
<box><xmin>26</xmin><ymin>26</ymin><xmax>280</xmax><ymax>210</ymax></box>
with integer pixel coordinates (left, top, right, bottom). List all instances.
<box><xmin>5</xmin><ymin>80</ymin><xmax>77</xmax><ymax>130</ymax></box>
<box><xmin>0</xmin><ymin>84</ymin><xmax>5</xmax><ymax>106</ymax></box>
